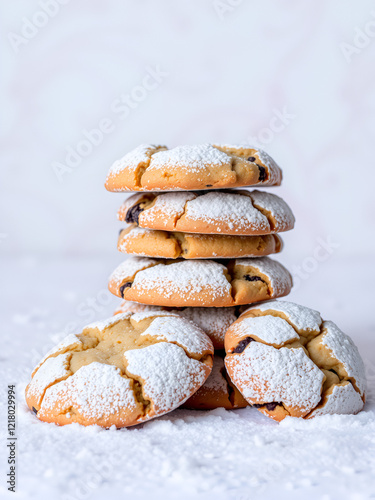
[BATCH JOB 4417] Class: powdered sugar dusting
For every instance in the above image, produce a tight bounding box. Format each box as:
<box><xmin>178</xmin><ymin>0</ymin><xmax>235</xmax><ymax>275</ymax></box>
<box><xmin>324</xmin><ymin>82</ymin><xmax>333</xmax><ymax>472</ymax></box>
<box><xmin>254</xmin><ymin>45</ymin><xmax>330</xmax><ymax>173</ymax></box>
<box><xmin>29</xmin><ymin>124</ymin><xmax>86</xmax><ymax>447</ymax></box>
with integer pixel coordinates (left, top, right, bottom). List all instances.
<box><xmin>131</xmin><ymin>260</ymin><xmax>231</xmax><ymax>300</ymax></box>
<box><xmin>114</xmin><ymin>301</ymin><xmax>162</xmax><ymax>315</ymax></box>
<box><xmin>320</xmin><ymin>321</ymin><xmax>366</xmax><ymax>397</ymax></box>
<box><xmin>109</xmin><ymin>144</ymin><xmax>161</xmax><ymax>177</ymax></box>
<box><xmin>120</xmin><ymin>226</ymin><xmax>153</xmax><ymax>238</ymax></box>
<box><xmin>85</xmin><ymin>313</ymin><xmax>132</xmax><ymax>332</ymax></box>
<box><xmin>28</xmin><ymin>353</ymin><xmax>71</xmax><ymax>405</ymax></box>
<box><xmin>249</xmin><ymin>190</ymin><xmax>295</xmax><ymax>231</ymax></box>
<box><xmin>198</xmin><ymin>355</ymin><xmax>228</xmax><ymax>393</ymax></box>
<box><xmin>40</xmin><ymin>362</ymin><xmax>138</xmax><ymax>419</ymax></box>
<box><xmin>33</xmin><ymin>333</ymin><xmax>82</xmax><ymax>374</ymax></box>
<box><xmin>235</xmin><ymin>257</ymin><xmax>292</xmax><ymax>296</ymax></box>
<box><xmin>115</xmin><ymin>302</ymin><xmax>238</xmax><ymax>349</ymax></box>
<box><xmin>149</xmin><ymin>144</ymin><xmax>230</xmax><ymax>171</ymax></box>
<box><xmin>141</xmin><ymin>192</ymin><xmax>195</xmax><ymax>227</ymax></box>
<box><xmin>230</xmin><ymin>315</ymin><xmax>299</xmax><ymax>346</ymax></box>
<box><xmin>124</xmin><ymin>343</ymin><xmax>209</xmax><ymax>414</ymax></box>
<box><xmin>109</xmin><ymin>257</ymin><xmax>158</xmax><ymax>287</ymax></box>
<box><xmin>308</xmin><ymin>382</ymin><xmax>364</xmax><ymax>417</ymax></box>
<box><xmin>118</xmin><ymin>190</ymin><xmax>294</xmax><ymax>234</ymax></box>
<box><xmin>131</xmin><ymin>310</ymin><xmax>179</xmax><ymax>322</ymax></box>
<box><xmin>226</xmin><ymin>343</ymin><xmax>324</xmax><ymax>413</ymax></box>
<box><xmin>247</xmin><ymin>300</ymin><xmax>322</xmax><ymax>333</ymax></box>
<box><xmin>140</xmin><ymin>316</ymin><xmax>213</xmax><ymax>356</ymax></box>
<box><xmin>184</xmin><ymin>192</ymin><xmax>270</xmax><ymax>232</ymax></box>
<box><xmin>178</xmin><ymin>307</ymin><xmax>238</xmax><ymax>348</ymax></box>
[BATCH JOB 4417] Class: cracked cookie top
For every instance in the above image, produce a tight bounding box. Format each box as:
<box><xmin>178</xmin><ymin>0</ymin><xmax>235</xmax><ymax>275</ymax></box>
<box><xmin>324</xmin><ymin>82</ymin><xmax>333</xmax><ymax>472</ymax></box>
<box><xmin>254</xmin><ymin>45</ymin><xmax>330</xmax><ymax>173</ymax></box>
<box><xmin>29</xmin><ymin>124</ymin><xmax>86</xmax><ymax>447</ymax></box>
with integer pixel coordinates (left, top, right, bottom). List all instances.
<box><xmin>108</xmin><ymin>257</ymin><xmax>293</xmax><ymax>307</ymax></box>
<box><xmin>25</xmin><ymin>312</ymin><xmax>214</xmax><ymax>428</ymax></box>
<box><xmin>114</xmin><ymin>300</ymin><xmax>242</xmax><ymax>349</ymax></box>
<box><xmin>105</xmin><ymin>143</ymin><xmax>282</xmax><ymax>192</ymax></box>
<box><xmin>117</xmin><ymin>190</ymin><xmax>295</xmax><ymax>236</ymax></box>
<box><xmin>224</xmin><ymin>300</ymin><xmax>366</xmax><ymax>422</ymax></box>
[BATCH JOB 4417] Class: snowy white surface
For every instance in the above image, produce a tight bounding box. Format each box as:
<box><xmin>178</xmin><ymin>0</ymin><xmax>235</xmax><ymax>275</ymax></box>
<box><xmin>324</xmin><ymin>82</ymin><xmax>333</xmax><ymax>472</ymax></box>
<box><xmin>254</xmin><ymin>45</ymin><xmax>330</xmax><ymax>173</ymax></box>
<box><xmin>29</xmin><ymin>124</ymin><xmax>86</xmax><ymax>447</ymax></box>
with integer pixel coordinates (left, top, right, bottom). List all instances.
<box><xmin>1</xmin><ymin>256</ymin><xmax>375</xmax><ymax>500</ymax></box>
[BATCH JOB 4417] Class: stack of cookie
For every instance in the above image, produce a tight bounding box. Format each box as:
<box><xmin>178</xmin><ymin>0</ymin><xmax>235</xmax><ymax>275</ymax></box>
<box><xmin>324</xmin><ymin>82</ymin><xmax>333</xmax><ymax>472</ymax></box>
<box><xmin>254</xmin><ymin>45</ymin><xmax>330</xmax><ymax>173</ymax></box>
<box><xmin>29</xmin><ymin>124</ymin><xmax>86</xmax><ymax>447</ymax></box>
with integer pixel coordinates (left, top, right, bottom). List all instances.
<box><xmin>25</xmin><ymin>143</ymin><xmax>367</xmax><ymax>427</ymax></box>
<box><xmin>105</xmin><ymin>144</ymin><xmax>295</xmax><ymax>410</ymax></box>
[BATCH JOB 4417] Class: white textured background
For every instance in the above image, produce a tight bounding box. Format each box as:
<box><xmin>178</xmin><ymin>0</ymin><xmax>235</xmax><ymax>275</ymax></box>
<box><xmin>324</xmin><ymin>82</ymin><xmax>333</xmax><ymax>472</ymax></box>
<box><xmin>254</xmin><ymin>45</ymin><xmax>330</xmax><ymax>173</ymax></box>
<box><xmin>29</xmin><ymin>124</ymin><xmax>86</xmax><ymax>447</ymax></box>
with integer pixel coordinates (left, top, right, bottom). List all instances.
<box><xmin>1</xmin><ymin>0</ymin><xmax>375</xmax><ymax>262</ymax></box>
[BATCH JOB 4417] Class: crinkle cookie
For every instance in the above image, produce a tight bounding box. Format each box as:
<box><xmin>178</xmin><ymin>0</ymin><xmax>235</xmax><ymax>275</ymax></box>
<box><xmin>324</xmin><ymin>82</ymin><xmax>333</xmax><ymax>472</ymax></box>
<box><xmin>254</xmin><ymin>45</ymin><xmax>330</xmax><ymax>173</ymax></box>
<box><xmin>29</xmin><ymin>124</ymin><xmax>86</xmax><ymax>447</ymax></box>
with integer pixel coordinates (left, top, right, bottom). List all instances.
<box><xmin>114</xmin><ymin>300</ymin><xmax>242</xmax><ymax>349</ymax></box>
<box><xmin>224</xmin><ymin>300</ymin><xmax>366</xmax><ymax>422</ymax></box>
<box><xmin>112</xmin><ymin>304</ymin><xmax>247</xmax><ymax>409</ymax></box>
<box><xmin>25</xmin><ymin>312</ymin><xmax>213</xmax><ymax>428</ymax></box>
<box><xmin>183</xmin><ymin>354</ymin><xmax>248</xmax><ymax>410</ymax></box>
<box><xmin>114</xmin><ymin>300</ymin><xmax>162</xmax><ymax>316</ymax></box>
<box><xmin>118</xmin><ymin>224</ymin><xmax>283</xmax><ymax>259</ymax></box>
<box><xmin>108</xmin><ymin>257</ymin><xmax>292</xmax><ymax>307</ymax></box>
<box><xmin>105</xmin><ymin>143</ymin><xmax>282</xmax><ymax>192</ymax></box>
<box><xmin>117</xmin><ymin>190</ymin><xmax>294</xmax><ymax>236</ymax></box>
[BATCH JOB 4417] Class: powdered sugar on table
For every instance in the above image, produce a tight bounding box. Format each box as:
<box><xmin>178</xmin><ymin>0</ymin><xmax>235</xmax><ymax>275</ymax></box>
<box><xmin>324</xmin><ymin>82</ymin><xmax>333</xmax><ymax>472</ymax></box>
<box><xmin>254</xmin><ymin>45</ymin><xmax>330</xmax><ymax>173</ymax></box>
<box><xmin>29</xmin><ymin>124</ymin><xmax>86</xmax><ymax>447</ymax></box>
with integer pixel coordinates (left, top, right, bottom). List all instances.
<box><xmin>4</xmin><ymin>256</ymin><xmax>375</xmax><ymax>500</ymax></box>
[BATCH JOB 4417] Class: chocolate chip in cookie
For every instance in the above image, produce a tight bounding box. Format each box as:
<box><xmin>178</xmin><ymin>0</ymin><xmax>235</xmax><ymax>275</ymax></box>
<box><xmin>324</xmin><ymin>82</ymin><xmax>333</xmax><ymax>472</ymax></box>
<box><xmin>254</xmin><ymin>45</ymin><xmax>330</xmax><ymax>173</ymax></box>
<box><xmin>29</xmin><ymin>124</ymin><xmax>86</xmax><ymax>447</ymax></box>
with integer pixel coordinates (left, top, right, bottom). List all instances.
<box><xmin>120</xmin><ymin>282</ymin><xmax>132</xmax><ymax>297</ymax></box>
<box><xmin>244</xmin><ymin>275</ymin><xmax>266</xmax><ymax>283</ymax></box>
<box><xmin>253</xmin><ymin>402</ymin><xmax>281</xmax><ymax>411</ymax></box>
<box><xmin>125</xmin><ymin>204</ymin><xmax>144</xmax><ymax>225</ymax></box>
<box><xmin>232</xmin><ymin>336</ymin><xmax>255</xmax><ymax>353</ymax></box>
<box><xmin>257</xmin><ymin>165</ymin><xmax>267</xmax><ymax>182</ymax></box>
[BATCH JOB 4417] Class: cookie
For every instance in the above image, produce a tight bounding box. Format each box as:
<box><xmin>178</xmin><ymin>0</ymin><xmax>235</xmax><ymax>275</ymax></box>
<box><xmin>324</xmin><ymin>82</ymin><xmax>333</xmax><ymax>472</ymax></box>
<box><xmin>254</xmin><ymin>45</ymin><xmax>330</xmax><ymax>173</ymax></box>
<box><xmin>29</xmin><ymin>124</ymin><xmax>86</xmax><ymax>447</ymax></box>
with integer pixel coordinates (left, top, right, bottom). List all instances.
<box><xmin>105</xmin><ymin>143</ymin><xmax>282</xmax><ymax>192</ymax></box>
<box><xmin>114</xmin><ymin>300</ymin><xmax>241</xmax><ymax>349</ymax></box>
<box><xmin>224</xmin><ymin>300</ymin><xmax>366</xmax><ymax>421</ymax></box>
<box><xmin>118</xmin><ymin>224</ymin><xmax>283</xmax><ymax>259</ymax></box>
<box><xmin>111</xmin><ymin>304</ymin><xmax>247</xmax><ymax>410</ymax></box>
<box><xmin>117</xmin><ymin>190</ymin><xmax>294</xmax><ymax>236</ymax></box>
<box><xmin>183</xmin><ymin>354</ymin><xmax>248</xmax><ymax>410</ymax></box>
<box><xmin>108</xmin><ymin>257</ymin><xmax>293</xmax><ymax>307</ymax></box>
<box><xmin>25</xmin><ymin>311</ymin><xmax>213</xmax><ymax>428</ymax></box>
<box><xmin>114</xmin><ymin>300</ymin><xmax>162</xmax><ymax>315</ymax></box>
